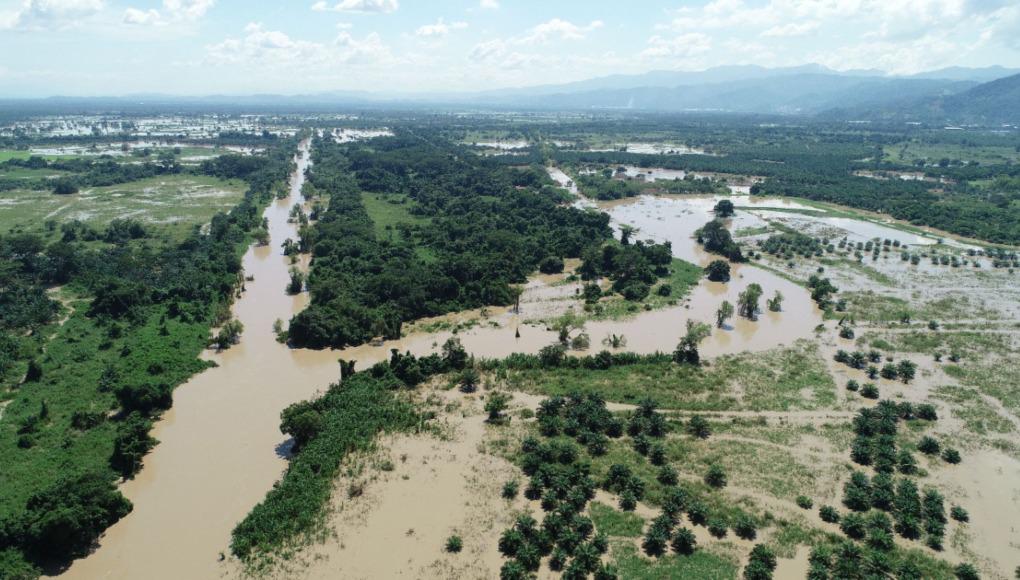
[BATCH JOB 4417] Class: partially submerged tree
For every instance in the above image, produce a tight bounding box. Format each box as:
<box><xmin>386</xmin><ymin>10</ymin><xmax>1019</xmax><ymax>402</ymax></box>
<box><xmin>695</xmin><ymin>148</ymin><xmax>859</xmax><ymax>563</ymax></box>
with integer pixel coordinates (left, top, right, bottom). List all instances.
<box><xmin>716</xmin><ymin>300</ymin><xmax>735</xmax><ymax>329</ymax></box>
<box><xmin>737</xmin><ymin>283</ymin><xmax>763</xmax><ymax>320</ymax></box>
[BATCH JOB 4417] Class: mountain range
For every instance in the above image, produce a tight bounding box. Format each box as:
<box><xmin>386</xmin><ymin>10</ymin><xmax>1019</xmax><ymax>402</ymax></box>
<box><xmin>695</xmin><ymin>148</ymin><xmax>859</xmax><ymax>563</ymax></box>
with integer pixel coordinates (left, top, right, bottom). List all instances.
<box><xmin>2</xmin><ymin>64</ymin><xmax>1019</xmax><ymax>124</ymax></box>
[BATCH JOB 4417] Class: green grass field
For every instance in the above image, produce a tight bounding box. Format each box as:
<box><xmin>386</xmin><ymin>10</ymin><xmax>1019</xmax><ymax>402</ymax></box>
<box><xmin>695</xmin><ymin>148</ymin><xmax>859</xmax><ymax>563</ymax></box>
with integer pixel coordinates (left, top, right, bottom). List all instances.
<box><xmin>361</xmin><ymin>192</ymin><xmax>429</xmax><ymax>239</ymax></box>
<box><xmin>502</xmin><ymin>341</ymin><xmax>835</xmax><ymax>411</ymax></box>
<box><xmin>884</xmin><ymin>142</ymin><xmax>1020</xmax><ymax>166</ymax></box>
<box><xmin>0</xmin><ymin>174</ymin><xmax>247</xmax><ymax>241</ymax></box>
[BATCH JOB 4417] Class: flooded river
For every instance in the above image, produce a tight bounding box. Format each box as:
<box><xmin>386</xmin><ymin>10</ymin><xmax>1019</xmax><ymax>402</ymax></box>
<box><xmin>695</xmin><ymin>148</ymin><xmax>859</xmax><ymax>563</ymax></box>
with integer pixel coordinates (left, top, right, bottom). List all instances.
<box><xmin>56</xmin><ymin>153</ymin><xmax>824</xmax><ymax>579</ymax></box>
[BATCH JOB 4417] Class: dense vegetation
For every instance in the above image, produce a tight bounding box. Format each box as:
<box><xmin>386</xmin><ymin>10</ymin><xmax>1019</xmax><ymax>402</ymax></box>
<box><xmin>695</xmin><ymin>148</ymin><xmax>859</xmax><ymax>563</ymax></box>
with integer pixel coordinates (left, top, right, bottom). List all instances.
<box><xmin>574</xmin><ymin>169</ymin><xmax>724</xmax><ymax>201</ymax></box>
<box><xmin>0</xmin><ymin>141</ymin><xmax>296</xmax><ymax>577</ymax></box>
<box><xmin>287</xmin><ymin>132</ymin><xmax>612</xmax><ymax>348</ymax></box>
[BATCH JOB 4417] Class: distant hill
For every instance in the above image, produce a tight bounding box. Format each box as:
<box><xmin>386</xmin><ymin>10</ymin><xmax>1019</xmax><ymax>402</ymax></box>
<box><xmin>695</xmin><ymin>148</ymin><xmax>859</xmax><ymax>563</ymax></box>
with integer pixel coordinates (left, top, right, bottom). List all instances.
<box><xmin>825</xmin><ymin>72</ymin><xmax>1020</xmax><ymax>124</ymax></box>
<box><xmin>485</xmin><ymin>74</ymin><xmax>975</xmax><ymax>115</ymax></box>
<box><xmin>2</xmin><ymin>64</ymin><xmax>1018</xmax><ymax>122</ymax></box>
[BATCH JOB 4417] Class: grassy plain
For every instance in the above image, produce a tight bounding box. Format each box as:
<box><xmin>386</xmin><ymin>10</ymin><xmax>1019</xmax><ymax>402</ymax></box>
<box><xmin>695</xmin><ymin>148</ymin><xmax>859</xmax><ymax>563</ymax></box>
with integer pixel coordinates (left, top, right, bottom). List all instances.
<box><xmin>0</xmin><ymin>174</ymin><xmax>246</xmax><ymax>241</ymax></box>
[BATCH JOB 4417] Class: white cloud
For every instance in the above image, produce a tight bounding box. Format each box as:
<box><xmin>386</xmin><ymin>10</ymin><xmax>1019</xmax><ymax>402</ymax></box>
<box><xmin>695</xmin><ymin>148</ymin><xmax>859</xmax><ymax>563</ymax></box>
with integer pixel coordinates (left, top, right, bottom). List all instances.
<box><xmin>640</xmin><ymin>33</ymin><xmax>712</xmax><ymax>59</ymax></box>
<box><xmin>468</xmin><ymin>38</ymin><xmax>506</xmax><ymax>63</ymax></box>
<box><xmin>811</xmin><ymin>34</ymin><xmax>962</xmax><ymax>75</ymax></box>
<box><xmin>415</xmin><ymin>17</ymin><xmax>467</xmax><ymax>38</ymax></box>
<box><xmin>206</xmin><ymin>22</ymin><xmax>391</xmax><ymax>69</ymax></box>
<box><xmin>479</xmin><ymin>0</ymin><xmax>498</xmax><ymax>8</ymax></box>
<box><xmin>311</xmin><ymin>0</ymin><xmax>397</xmax><ymax>14</ymax></box>
<box><xmin>761</xmin><ymin>21</ymin><xmax>818</xmax><ymax>38</ymax></box>
<box><xmin>123</xmin><ymin>0</ymin><xmax>213</xmax><ymax>26</ymax></box>
<box><xmin>0</xmin><ymin>0</ymin><xmax>105</xmax><ymax>31</ymax></box>
<box><xmin>519</xmin><ymin>18</ymin><xmax>603</xmax><ymax>44</ymax></box>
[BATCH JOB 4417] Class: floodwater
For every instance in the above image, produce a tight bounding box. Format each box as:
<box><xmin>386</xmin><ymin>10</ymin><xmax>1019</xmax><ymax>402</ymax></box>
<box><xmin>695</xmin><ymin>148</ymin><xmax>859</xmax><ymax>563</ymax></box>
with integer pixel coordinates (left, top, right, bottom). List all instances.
<box><xmin>57</xmin><ymin>155</ymin><xmax>825</xmax><ymax>580</ymax></box>
<box><xmin>594</xmin><ymin>194</ymin><xmax>823</xmax><ymax>355</ymax></box>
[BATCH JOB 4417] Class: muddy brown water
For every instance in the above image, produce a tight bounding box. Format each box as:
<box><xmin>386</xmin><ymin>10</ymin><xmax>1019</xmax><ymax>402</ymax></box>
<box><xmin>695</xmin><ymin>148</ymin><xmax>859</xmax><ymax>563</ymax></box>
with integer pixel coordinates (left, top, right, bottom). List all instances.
<box><xmin>57</xmin><ymin>156</ymin><xmax>824</xmax><ymax>579</ymax></box>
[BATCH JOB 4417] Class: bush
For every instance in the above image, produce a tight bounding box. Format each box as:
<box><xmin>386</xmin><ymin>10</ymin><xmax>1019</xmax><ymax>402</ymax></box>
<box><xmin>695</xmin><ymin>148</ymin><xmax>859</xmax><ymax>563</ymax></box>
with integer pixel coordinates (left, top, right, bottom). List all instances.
<box><xmin>687</xmin><ymin>415</ymin><xmax>711</xmax><ymax>439</ymax></box>
<box><xmin>657</xmin><ymin>465</ymin><xmax>679</xmax><ymax>486</ymax></box>
<box><xmin>743</xmin><ymin>544</ymin><xmax>777</xmax><ymax>580</ymax></box>
<box><xmin>845</xmin><ymin>379</ymin><xmax>859</xmax><ymax>391</ymax></box>
<box><xmin>796</xmin><ymin>495</ymin><xmax>813</xmax><ymax>510</ymax></box>
<box><xmin>708</xmin><ymin>518</ymin><xmax>728</xmax><ymax>538</ymax></box>
<box><xmin>502</xmin><ymin>480</ymin><xmax>519</xmax><ymax>500</ymax></box>
<box><xmin>671</xmin><ymin>527</ymin><xmax>697</xmax><ymax>555</ymax></box>
<box><xmin>918</xmin><ymin>436</ymin><xmax>941</xmax><ymax>455</ymax></box>
<box><xmin>950</xmin><ymin>506</ymin><xmax>969</xmax><ymax>522</ymax></box>
<box><xmin>942</xmin><ymin>448</ymin><xmax>962</xmax><ymax>464</ymax></box>
<box><xmin>704</xmin><ymin>464</ymin><xmax>727</xmax><ymax>488</ymax></box>
<box><xmin>917</xmin><ymin>404</ymin><xmax>938</xmax><ymax>421</ymax></box>
<box><xmin>538</xmin><ymin>256</ymin><xmax>565</xmax><ymax>274</ymax></box>
<box><xmin>445</xmin><ymin>535</ymin><xmax>463</xmax><ymax>553</ymax></box>
<box><xmin>860</xmin><ymin>383</ymin><xmax>880</xmax><ymax>399</ymax></box>
<box><xmin>733</xmin><ymin>514</ymin><xmax>757</xmax><ymax>540</ymax></box>
<box><xmin>955</xmin><ymin>563</ymin><xmax>980</xmax><ymax>580</ymax></box>
<box><xmin>819</xmin><ymin>505</ymin><xmax>840</xmax><ymax>523</ymax></box>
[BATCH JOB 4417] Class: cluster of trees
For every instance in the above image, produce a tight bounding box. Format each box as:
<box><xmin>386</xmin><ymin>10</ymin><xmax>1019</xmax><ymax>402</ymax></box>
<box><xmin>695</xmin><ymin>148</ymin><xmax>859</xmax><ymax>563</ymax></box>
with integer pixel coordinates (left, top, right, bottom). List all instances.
<box><xmin>287</xmin><ymin>133</ymin><xmax>613</xmax><ymax>348</ymax></box>
<box><xmin>500</xmin><ymin>394</ymin><xmax>623</xmax><ymax>579</ymax></box>
<box><xmin>824</xmin><ymin>401</ymin><xmax>957</xmax><ymax>551</ymax></box>
<box><xmin>697</xmin><ymin>219</ymin><xmax>744</xmax><ymax>262</ymax></box>
<box><xmin>0</xmin><ymin>138</ymin><xmax>297</xmax><ymax>577</ymax></box>
<box><xmin>577</xmin><ymin>239</ymin><xmax>674</xmax><ymax>301</ymax></box>
<box><xmin>834</xmin><ymin>350</ymin><xmax>917</xmax><ymax>383</ymax></box>
<box><xmin>759</xmin><ymin>231</ymin><xmax>824</xmax><ymax>259</ymax></box>
<box><xmin>0</xmin><ymin>152</ymin><xmax>187</xmax><ymax>194</ymax></box>
<box><xmin>573</xmin><ymin>169</ymin><xmax>724</xmax><ymax>201</ymax></box>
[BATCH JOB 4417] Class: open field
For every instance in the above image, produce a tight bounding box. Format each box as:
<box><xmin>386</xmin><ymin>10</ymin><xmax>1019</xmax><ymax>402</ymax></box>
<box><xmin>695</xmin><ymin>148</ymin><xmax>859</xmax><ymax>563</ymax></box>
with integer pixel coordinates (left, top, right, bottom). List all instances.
<box><xmin>0</xmin><ymin>174</ymin><xmax>247</xmax><ymax>240</ymax></box>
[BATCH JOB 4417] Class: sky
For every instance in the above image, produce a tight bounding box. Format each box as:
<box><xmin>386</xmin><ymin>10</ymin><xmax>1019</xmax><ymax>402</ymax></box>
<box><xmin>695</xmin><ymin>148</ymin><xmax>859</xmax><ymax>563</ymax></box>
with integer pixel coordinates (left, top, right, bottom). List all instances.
<box><xmin>1</xmin><ymin>0</ymin><xmax>1019</xmax><ymax>97</ymax></box>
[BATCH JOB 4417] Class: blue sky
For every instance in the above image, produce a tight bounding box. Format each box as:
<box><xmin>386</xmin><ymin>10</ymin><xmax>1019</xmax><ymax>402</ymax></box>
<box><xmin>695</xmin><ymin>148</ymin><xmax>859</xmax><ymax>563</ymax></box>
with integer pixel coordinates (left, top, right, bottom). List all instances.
<box><xmin>1</xmin><ymin>0</ymin><xmax>1019</xmax><ymax>97</ymax></box>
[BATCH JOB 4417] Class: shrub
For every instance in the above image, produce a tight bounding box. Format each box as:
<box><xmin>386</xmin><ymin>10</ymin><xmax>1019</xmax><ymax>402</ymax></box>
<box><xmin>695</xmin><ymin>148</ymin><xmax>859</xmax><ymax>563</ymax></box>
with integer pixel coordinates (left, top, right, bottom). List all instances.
<box><xmin>819</xmin><ymin>505</ymin><xmax>840</xmax><ymax>523</ymax></box>
<box><xmin>502</xmin><ymin>480</ymin><xmax>519</xmax><ymax>500</ymax></box>
<box><xmin>954</xmin><ymin>563</ymin><xmax>980</xmax><ymax>580</ymax></box>
<box><xmin>950</xmin><ymin>506</ymin><xmax>969</xmax><ymax>522</ymax></box>
<box><xmin>671</xmin><ymin>527</ymin><xmax>697</xmax><ymax>555</ymax></box>
<box><xmin>687</xmin><ymin>415</ymin><xmax>711</xmax><ymax>439</ymax></box>
<box><xmin>708</xmin><ymin>518</ymin><xmax>728</xmax><ymax>538</ymax></box>
<box><xmin>860</xmin><ymin>383</ymin><xmax>880</xmax><ymax>399</ymax></box>
<box><xmin>796</xmin><ymin>495</ymin><xmax>813</xmax><ymax>510</ymax></box>
<box><xmin>846</xmin><ymin>379</ymin><xmax>859</xmax><ymax>391</ymax></box>
<box><xmin>942</xmin><ymin>448</ymin><xmax>962</xmax><ymax>464</ymax></box>
<box><xmin>704</xmin><ymin>464</ymin><xmax>727</xmax><ymax>488</ymax></box>
<box><xmin>733</xmin><ymin>514</ymin><xmax>757</xmax><ymax>540</ymax></box>
<box><xmin>743</xmin><ymin>544</ymin><xmax>777</xmax><ymax>580</ymax></box>
<box><xmin>445</xmin><ymin>535</ymin><xmax>463</xmax><ymax>553</ymax></box>
<box><xmin>657</xmin><ymin>465</ymin><xmax>679</xmax><ymax>486</ymax></box>
<box><xmin>918</xmin><ymin>436</ymin><xmax>941</xmax><ymax>455</ymax></box>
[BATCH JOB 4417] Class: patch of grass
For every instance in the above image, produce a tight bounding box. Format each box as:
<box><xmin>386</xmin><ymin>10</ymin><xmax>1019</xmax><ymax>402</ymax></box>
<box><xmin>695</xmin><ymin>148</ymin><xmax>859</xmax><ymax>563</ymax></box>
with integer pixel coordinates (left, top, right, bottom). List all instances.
<box><xmin>361</xmin><ymin>192</ymin><xmax>429</xmax><ymax>239</ymax></box>
<box><xmin>0</xmin><ymin>150</ymin><xmax>33</xmax><ymax>162</ymax></box>
<box><xmin>0</xmin><ymin>174</ymin><xmax>247</xmax><ymax>241</ymax></box>
<box><xmin>610</xmin><ymin>540</ymin><xmax>738</xmax><ymax>580</ymax></box>
<box><xmin>504</xmin><ymin>341</ymin><xmax>835</xmax><ymax>411</ymax></box>
<box><xmin>932</xmin><ymin>385</ymin><xmax>1015</xmax><ymax>435</ymax></box>
<box><xmin>587</xmin><ymin>258</ymin><xmax>701</xmax><ymax>321</ymax></box>
<box><xmin>590</xmin><ymin>501</ymin><xmax>645</xmax><ymax>537</ymax></box>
